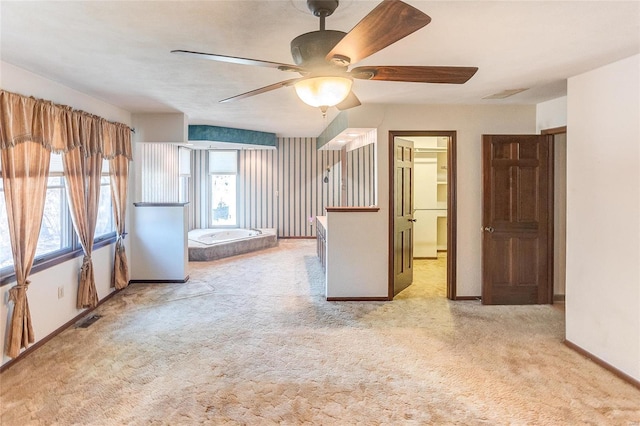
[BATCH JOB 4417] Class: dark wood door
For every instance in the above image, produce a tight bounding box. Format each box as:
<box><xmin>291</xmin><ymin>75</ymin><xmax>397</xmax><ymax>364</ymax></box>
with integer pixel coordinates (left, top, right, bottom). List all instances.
<box><xmin>393</xmin><ymin>138</ymin><xmax>415</xmax><ymax>295</ymax></box>
<box><xmin>482</xmin><ymin>135</ymin><xmax>553</xmax><ymax>304</ymax></box>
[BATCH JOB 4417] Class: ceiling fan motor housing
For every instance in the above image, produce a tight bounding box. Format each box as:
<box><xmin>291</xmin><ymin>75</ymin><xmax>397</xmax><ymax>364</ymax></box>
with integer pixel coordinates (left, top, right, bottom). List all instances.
<box><xmin>290</xmin><ymin>30</ymin><xmax>347</xmax><ymax>68</ymax></box>
<box><xmin>306</xmin><ymin>0</ymin><xmax>339</xmax><ymax>17</ymax></box>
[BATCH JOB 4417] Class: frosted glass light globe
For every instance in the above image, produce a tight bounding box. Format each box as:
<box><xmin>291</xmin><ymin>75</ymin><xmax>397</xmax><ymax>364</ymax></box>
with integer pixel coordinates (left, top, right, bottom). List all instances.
<box><xmin>294</xmin><ymin>77</ymin><xmax>352</xmax><ymax>108</ymax></box>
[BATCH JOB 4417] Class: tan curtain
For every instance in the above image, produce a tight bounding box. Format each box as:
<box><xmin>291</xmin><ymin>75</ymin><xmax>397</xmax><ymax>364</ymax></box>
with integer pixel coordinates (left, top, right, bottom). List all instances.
<box><xmin>62</xmin><ymin>113</ymin><xmax>103</xmax><ymax>309</ymax></box>
<box><xmin>102</xmin><ymin>119</ymin><xmax>132</xmax><ymax>160</ymax></box>
<box><xmin>103</xmin><ymin>120</ymin><xmax>132</xmax><ymax>290</ymax></box>
<box><xmin>1</xmin><ymin>142</ymin><xmax>51</xmax><ymax>358</ymax></box>
<box><xmin>109</xmin><ymin>154</ymin><xmax>130</xmax><ymax>289</ymax></box>
<box><xmin>1</xmin><ymin>91</ymin><xmax>70</xmax><ymax>152</ymax></box>
<box><xmin>1</xmin><ymin>89</ymin><xmax>133</xmax><ymax>357</ymax></box>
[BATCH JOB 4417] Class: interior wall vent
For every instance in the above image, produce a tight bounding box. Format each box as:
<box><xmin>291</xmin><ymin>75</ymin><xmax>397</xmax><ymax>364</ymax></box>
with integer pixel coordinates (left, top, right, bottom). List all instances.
<box><xmin>482</xmin><ymin>88</ymin><xmax>529</xmax><ymax>99</ymax></box>
<box><xmin>77</xmin><ymin>314</ymin><xmax>103</xmax><ymax>328</ymax></box>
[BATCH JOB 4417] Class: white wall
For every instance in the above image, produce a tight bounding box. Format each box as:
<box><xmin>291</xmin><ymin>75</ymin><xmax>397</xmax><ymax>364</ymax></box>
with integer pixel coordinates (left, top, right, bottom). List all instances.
<box><xmin>0</xmin><ymin>62</ymin><xmax>131</xmax><ymax>125</ymax></box>
<box><xmin>0</xmin><ymin>61</ymin><xmax>132</xmax><ymax>366</ymax></box>
<box><xmin>345</xmin><ymin>104</ymin><xmax>537</xmax><ymax>297</ymax></box>
<box><xmin>326</xmin><ymin>211</ymin><xmax>384</xmax><ymax>298</ymax></box>
<box><xmin>565</xmin><ymin>54</ymin><xmax>640</xmax><ymax>380</ymax></box>
<box><xmin>132</xmin><ymin>113</ymin><xmax>188</xmax><ymax>144</ymax></box>
<box><xmin>536</xmin><ymin>96</ymin><xmax>567</xmax><ymax>133</ymax></box>
<box><xmin>131</xmin><ymin>205</ymin><xmax>188</xmax><ymax>282</ymax></box>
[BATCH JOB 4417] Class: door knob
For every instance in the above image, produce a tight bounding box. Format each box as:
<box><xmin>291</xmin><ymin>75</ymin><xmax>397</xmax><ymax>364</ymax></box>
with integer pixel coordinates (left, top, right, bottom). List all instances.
<box><xmin>483</xmin><ymin>226</ymin><xmax>494</xmax><ymax>233</ymax></box>
<box><xmin>408</xmin><ymin>218</ymin><xmax>417</xmax><ymax>222</ymax></box>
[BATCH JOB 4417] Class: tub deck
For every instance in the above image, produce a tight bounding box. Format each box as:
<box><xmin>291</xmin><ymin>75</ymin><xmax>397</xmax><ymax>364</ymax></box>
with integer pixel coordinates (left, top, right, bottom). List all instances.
<box><xmin>188</xmin><ymin>228</ymin><xmax>278</xmax><ymax>261</ymax></box>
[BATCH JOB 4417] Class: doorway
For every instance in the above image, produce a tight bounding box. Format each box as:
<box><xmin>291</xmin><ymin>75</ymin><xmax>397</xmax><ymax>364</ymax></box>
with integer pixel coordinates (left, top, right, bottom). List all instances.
<box><xmin>388</xmin><ymin>131</ymin><xmax>457</xmax><ymax>300</ymax></box>
<box><xmin>481</xmin><ymin>134</ymin><xmax>553</xmax><ymax>304</ymax></box>
<box><xmin>481</xmin><ymin>129</ymin><xmax>566</xmax><ymax>305</ymax></box>
<box><xmin>543</xmin><ymin>126</ymin><xmax>567</xmax><ymax>306</ymax></box>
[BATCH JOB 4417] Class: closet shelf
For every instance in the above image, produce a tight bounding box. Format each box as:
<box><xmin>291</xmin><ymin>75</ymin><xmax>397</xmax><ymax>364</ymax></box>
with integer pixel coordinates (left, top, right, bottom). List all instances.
<box><xmin>415</xmin><ymin>147</ymin><xmax>447</xmax><ymax>152</ymax></box>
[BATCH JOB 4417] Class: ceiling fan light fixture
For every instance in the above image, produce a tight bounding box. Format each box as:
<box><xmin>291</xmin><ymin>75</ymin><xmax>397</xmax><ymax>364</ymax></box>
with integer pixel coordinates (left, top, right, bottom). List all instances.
<box><xmin>294</xmin><ymin>76</ymin><xmax>353</xmax><ymax>109</ymax></box>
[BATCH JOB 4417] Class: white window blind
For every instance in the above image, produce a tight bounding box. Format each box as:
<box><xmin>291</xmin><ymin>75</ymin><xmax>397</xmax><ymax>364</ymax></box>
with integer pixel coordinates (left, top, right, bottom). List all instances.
<box><xmin>209</xmin><ymin>150</ymin><xmax>237</xmax><ymax>174</ymax></box>
<box><xmin>49</xmin><ymin>153</ymin><xmax>109</xmax><ymax>174</ymax></box>
<box><xmin>179</xmin><ymin>147</ymin><xmax>192</xmax><ymax>176</ymax></box>
<box><xmin>50</xmin><ymin>152</ymin><xmax>64</xmax><ymax>173</ymax></box>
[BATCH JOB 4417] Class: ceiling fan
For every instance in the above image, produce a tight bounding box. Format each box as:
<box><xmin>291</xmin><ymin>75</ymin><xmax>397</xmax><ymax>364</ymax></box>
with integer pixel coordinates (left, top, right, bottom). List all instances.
<box><xmin>172</xmin><ymin>0</ymin><xmax>478</xmax><ymax>115</ymax></box>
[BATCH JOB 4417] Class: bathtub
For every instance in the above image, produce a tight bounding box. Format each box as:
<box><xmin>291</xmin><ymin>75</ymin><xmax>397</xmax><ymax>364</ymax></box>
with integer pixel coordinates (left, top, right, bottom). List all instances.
<box><xmin>188</xmin><ymin>228</ymin><xmax>277</xmax><ymax>261</ymax></box>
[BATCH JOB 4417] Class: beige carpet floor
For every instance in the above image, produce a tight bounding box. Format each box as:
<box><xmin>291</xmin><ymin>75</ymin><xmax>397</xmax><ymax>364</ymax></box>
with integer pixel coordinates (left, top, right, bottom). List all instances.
<box><xmin>1</xmin><ymin>240</ymin><xmax>639</xmax><ymax>425</ymax></box>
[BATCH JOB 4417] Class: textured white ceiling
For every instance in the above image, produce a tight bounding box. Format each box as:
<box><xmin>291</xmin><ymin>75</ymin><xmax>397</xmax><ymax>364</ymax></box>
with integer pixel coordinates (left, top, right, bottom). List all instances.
<box><xmin>1</xmin><ymin>1</ymin><xmax>639</xmax><ymax>137</ymax></box>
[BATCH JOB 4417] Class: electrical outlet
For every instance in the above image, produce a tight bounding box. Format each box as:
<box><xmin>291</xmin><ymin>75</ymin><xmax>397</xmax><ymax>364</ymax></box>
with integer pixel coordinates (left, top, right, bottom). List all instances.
<box><xmin>57</xmin><ymin>286</ymin><xmax>64</xmax><ymax>299</ymax></box>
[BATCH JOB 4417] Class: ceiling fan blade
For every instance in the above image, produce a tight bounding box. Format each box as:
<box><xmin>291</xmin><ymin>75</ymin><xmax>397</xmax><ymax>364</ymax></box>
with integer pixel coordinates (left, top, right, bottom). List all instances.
<box><xmin>219</xmin><ymin>78</ymin><xmax>302</xmax><ymax>103</ymax></box>
<box><xmin>351</xmin><ymin>66</ymin><xmax>479</xmax><ymax>84</ymax></box>
<box><xmin>171</xmin><ymin>50</ymin><xmax>304</xmax><ymax>72</ymax></box>
<box><xmin>336</xmin><ymin>91</ymin><xmax>361</xmax><ymax>111</ymax></box>
<box><xmin>326</xmin><ymin>0</ymin><xmax>431</xmax><ymax>65</ymax></box>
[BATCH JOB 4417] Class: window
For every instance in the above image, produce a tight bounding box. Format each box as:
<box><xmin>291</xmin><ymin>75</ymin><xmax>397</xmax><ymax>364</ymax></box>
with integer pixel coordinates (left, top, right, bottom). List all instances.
<box><xmin>32</xmin><ymin>154</ymin><xmax>75</xmax><ymax>263</ymax></box>
<box><xmin>0</xmin><ymin>177</ymin><xmax>11</xmax><ymax>270</ymax></box>
<box><xmin>0</xmin><ymin>153</ymin><xmax>116</xmax><ymax>282</ymax></box>
<box><xmin>94</xmin><ymin>159</ymin><xmax>115</xmax><ymax>240</ymax></box>
<box><xmin>1</xmin><ymin>178</ymin><xmax>74</xmax><ymax>269</ymax></box>
<box><xmin>94</xmin><ymin>179</ymin><xmax>115</xmax><ymax>240</ymax></box>
<box><xmin>36</xmin><ymin>175</ymin><xmax>73</xmax><ymax>259</ymax></box>
<box><xmin>1</xmin><ymin>154</ymin><xmax>74</xmax><ymax>272</ymax></box>
<box><xmin>209</xmin><ymin>150</ymin><xmax>237</xmax><ymax>227</ymax></box>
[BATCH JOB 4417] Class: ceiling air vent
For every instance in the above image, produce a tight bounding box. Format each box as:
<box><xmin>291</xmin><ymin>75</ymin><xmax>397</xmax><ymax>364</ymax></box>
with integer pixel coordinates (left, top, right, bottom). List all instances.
<box><xmin>483</xmin><ymin>88</ymin><xmax>529</xmax><ymax>99</ymax></box>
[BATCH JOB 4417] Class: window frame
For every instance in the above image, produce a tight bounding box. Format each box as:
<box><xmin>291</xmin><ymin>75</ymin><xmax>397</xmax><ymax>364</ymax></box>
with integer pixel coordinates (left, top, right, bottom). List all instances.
<box><xmin>32</xmin><ymin>173</ymin><xmax>75</xmax><ymax>263</ymax></box>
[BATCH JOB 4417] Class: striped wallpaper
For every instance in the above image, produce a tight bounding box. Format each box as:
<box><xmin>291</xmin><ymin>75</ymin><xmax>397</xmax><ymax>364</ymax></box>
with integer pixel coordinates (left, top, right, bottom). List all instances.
<box><xmin>136</xmin><ymin>143</ymin><xmax>179</xmax><ymax>203</ymax></box>
<box><xmin>139</xmin><ymin>137</ymin><xmax>376</xmax><ymax>238</ymax></box>
<box><xmin>346</xmin><ymin>143</ymin><xmax>376</xmax><ymax>208</ymax></box>
<box><xmin>238</xmin><ymin>148</ymin><xmax>277</xmax><ymax>231</ymax></box>
<box><xmin>277</xmin><ymin>137</ymin><xmax>341</xmax><ymax>237</ymax></box>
